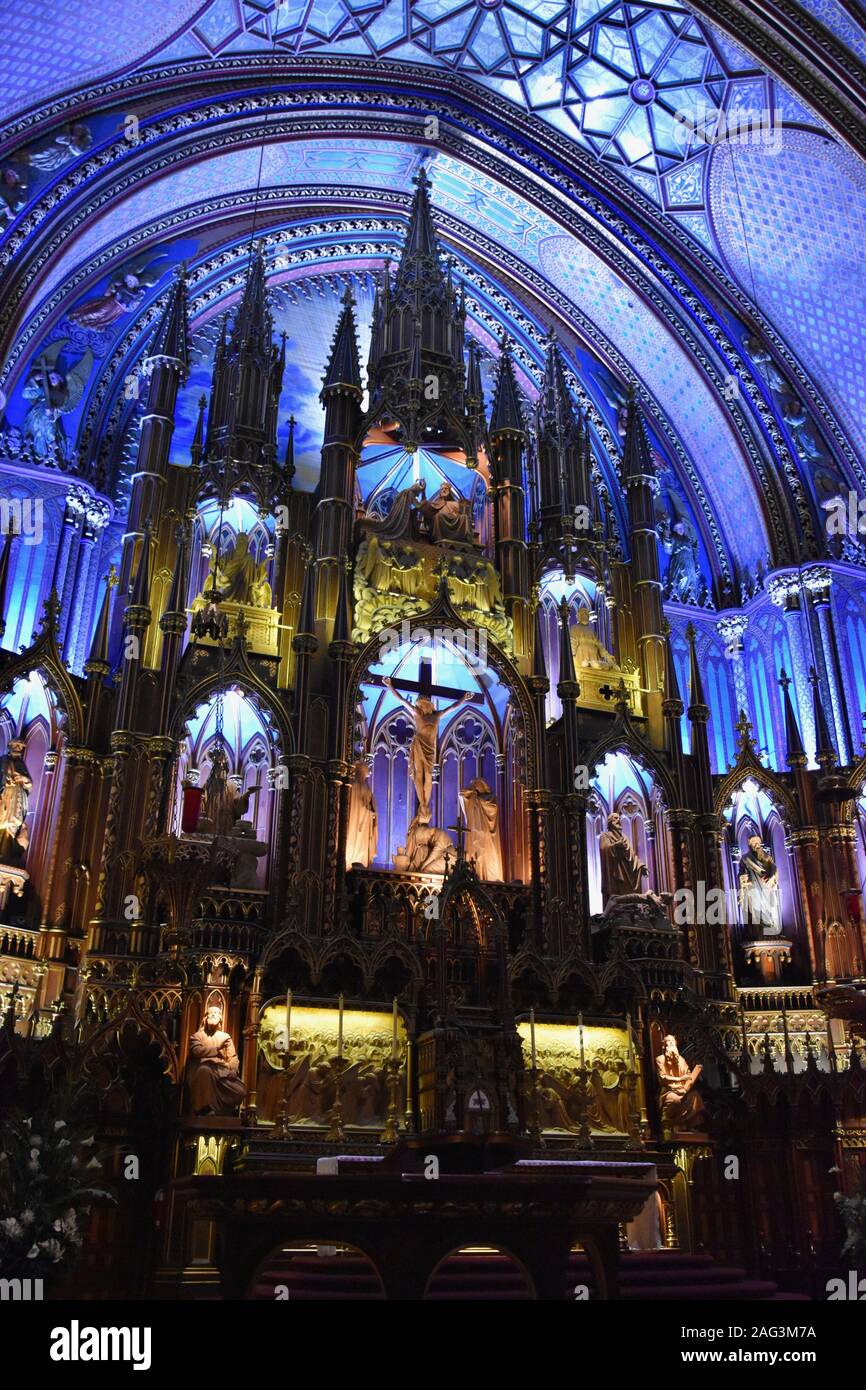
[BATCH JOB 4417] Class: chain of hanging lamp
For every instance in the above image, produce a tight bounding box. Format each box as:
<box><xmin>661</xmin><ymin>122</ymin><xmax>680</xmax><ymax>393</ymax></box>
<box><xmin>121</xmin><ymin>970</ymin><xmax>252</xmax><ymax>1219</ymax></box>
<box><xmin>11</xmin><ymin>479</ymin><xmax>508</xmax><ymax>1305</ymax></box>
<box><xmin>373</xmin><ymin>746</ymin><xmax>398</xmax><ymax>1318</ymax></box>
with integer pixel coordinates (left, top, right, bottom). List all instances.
<box><xmin>208</xmin><ymin>11</ymin><xmax>280</xmax><ymax>760</ymax></box>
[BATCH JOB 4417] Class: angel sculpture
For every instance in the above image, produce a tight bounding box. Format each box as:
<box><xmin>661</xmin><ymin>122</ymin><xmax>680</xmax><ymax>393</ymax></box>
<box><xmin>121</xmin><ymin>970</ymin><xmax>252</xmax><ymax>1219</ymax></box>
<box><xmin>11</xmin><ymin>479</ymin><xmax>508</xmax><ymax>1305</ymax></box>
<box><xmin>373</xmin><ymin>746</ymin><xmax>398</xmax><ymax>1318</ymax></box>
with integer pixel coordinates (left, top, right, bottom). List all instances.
<box><xmin>743</xmin><ymin>334</ymin><xmax>787</xmax><ymax>394</ymax></box>
<box><xmin>656</xmin><ymin>489</ymin><xmax>702</xmax><ymax>605</ymax></box>
<box><xmin>68</xmin><ymin>254</ymin><xmax>168</xmax><ymax>333</ymax></box>
<box><xmin>22</xmin><ymin>340</ymin><xmax>93</xmax><ymax>458</ymax></box>
<box><xmin>782</xmin><ymin>397</ymin><xmax>823</xmax><ymax>463</ymax></box>
<box><xmin>27</xmin><ymin>123</ymin><xmax>92</xmax><ymax>173</ymax></box>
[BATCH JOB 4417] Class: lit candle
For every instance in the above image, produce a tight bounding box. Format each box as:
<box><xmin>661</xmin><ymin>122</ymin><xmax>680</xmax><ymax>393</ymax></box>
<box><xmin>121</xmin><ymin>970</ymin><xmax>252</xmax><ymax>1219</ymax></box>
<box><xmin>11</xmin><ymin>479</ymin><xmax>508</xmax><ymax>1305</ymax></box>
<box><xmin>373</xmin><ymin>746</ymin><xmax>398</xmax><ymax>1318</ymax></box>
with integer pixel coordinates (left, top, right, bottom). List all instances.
<box><xmin>337</xmin><ymin>993</ymin><xmax>344</xmax><ymax>1060</ymax></box>
<box><xmin>391</xmin><ymin>997</ymin><xmax>398</xmax><ymax>1060</ymax></box>
<box><xmin>530</xmin><ymin>1007</ymin><xmax>537</xmax><ymax>1071</ymax></box>
<box><xmin>627</xmin><ymin>1016</ymin><xmax>635</xmax><ymax>1069</ymax></box>
<box><xmin>578</xmin><ymin>1011</ymin><xmax>585</xmax><ymax>1068</ymax></box>
<box><xmin>285</xmin><ymin>989</ymin><xmax>292</xmax><ymax>1063</ymax></box>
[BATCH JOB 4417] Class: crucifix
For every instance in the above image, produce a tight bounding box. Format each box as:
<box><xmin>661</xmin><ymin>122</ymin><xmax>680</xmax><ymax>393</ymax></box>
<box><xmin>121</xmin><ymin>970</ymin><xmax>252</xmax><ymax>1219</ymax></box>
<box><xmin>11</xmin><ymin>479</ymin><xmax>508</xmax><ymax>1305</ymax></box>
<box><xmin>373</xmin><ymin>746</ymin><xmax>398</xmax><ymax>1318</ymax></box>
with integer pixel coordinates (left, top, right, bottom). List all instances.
<box><xmin>447</xmin><ymin>815</ymin><xmax>469</xmax><ymax>865</ymax></box>
<box><xmin>371</xmin><ymin>658</ymin><xmax>482</xmax><ymax>813</ymax></box>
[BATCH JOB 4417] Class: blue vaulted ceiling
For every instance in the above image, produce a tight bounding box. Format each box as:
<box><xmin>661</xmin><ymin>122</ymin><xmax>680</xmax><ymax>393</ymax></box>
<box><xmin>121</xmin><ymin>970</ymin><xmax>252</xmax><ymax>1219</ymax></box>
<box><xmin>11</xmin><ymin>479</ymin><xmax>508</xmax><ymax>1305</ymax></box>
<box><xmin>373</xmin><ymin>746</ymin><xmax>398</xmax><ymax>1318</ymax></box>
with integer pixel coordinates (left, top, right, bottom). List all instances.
<box><xmin>1</xmin><ymin>0</ymin><xmax>865</xmax><ymax>598</ymax></box>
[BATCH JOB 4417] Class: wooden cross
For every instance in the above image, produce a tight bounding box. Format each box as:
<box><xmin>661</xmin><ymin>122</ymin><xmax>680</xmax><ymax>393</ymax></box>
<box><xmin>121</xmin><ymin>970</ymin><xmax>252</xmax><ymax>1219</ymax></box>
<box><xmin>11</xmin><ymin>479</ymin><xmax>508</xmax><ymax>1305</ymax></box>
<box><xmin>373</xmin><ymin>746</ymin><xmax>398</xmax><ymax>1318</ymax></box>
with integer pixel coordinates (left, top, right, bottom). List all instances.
<box><xmin>367</xmin><ymin>657</ymin><xmax>483</xmax><ymax>707</ymax></box>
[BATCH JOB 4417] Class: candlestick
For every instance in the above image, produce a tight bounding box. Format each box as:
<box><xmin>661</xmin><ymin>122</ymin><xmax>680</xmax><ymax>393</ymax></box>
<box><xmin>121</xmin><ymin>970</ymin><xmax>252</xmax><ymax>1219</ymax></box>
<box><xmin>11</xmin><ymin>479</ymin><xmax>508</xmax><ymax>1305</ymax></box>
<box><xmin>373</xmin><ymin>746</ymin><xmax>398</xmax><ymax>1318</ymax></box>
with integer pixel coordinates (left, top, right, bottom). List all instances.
<box><xmin>285</xmin><ymin>989</ymin><xmax>292</xmax><ymax>1061</ymax></box>
<box><xmin>578</xmin><ymin>1011</ymin><xmax>585</xmax><ymax>1068</ymax></box>
<box><xmin>391</xmin><ymin>997</ymin><xmax>398</xmax><ymax>1060</ymax></box>
<box><xmin>530</xmin><ymin>1007</ymin><xmax>537</xmax><ymax>1070</ymax></box>
<box><xmin>337</xmin><ymin>993</ymin><xmax>344</xmax><ymax>1059</ymax></box>
<box><xmin>627</xmin><ymin>1015</ymin><xmax>635</xmax><ymax>1069</ymax></box>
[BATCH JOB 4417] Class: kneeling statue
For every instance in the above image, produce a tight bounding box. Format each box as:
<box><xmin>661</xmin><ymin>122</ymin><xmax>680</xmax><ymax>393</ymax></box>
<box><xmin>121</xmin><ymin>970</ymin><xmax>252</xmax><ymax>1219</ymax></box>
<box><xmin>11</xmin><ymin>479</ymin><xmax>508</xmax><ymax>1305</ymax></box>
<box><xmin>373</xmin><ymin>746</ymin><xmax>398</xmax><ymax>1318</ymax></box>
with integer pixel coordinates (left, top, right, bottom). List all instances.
<box><xmin>186</xmin><ymin>1004</ymin><xmax>246</xmax><ymax>1116</ymax></box>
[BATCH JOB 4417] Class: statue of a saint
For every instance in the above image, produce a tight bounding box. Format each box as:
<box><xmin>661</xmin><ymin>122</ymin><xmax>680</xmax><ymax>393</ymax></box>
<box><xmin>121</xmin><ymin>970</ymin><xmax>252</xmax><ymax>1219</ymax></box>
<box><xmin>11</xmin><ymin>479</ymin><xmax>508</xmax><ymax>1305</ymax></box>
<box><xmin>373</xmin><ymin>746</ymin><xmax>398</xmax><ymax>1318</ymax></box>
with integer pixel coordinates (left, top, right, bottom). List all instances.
<box><xmin>406</xmin><ymin>809</ymin><xmax>455</xmax><ymax>874</ymax></box>
<box><xmin>0</xmin><ymin>740</ymin><xmax>32</xmax><ymax>866</ymax></box>
<box><xmin>186</xmin><ymin>1004</ymin><xmax>247</xmax><ymax>1115</ymax></box>
<box><xmin>384</xmin><ymin>679</ymin><xmax>472</xmax><ymax>813</ymax></box>
<box><xmin>368</xmin><ymin>480</ymin><xmax>426</xmax><ymax>541</ymax></box>
<box><xmin>459</xmin><ymin>777</ymin><xmax>503</xmax><ymax>881</ymax></box>
<box><xmin>207</xmin><ymin>532</ymin><xmax>272</xmax><ymax>607</ymax></box>
<box><xmin>571</xmin><ymin>606</ymin><xmax>616</xmax><ymax>670</ymax></box>
<box><xmin>658</xmin><ymin>517</ymin><xmax>701</xmax><ymax>604</ymax></box>
<box><xmin>739</xmin><ymin>836</ymin><xmax>782</xmax><ymax>936</ymax></box>
<box><xmin>345</xmin><ymin>760</ymin><xmax>378</xmax><ymax>869</ymax></box>
<box><xmin>200</xmin><ymin>745</ymin><xmax>251</xmax><ymax>836</ymax></box>
<box><xmin>655</xmin><ymin>1034</ymin><xmax>704</xmax><ymax>1132</ymax></box>
<box><xmin>420</xmin><ymin>482</ymin><xmax>474</xmax><ymax>543</ymax></box>
<box><xmin>599</xmin><ymin>812</ymin><xmax>649</xmax><ymax>902</ymax></box>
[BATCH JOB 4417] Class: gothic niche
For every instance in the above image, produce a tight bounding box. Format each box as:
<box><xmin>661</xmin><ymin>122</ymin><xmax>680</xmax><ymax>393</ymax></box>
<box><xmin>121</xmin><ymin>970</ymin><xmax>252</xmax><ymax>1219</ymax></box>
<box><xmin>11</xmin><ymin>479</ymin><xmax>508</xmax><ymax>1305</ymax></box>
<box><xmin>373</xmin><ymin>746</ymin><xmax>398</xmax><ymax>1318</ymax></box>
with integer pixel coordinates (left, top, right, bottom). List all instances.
<box><xmin>654</xmin><ymin>470</ymin><xmax>709</xmax><ymax>608</ymax></box>
<box><xmin>189</xmin><ymin>496</ymin><xmax>278</xmax><ymax>655</ymax></box>
<box><xmin>587</xmin><ymin>751</ymin><xmax>669</xmax><ymax>917</ymax></box>
<box><xmin>351</xmin><ymin>627</ymin><xmax>526</xmax><ymax>883</ymax></box>
<box><xmin>0</xmin><ymin>671</ymin><xmax>58</xmax><ymax>908</ymax></box>
<box><xmin>723</xmin><ymin>780</ymin><xmax>797</xmax><ymax>983</ymax></box>
<box><xmin>352</xmin><ymin>444</ymin><xmax>512</xmax><ymax>653</ymax></box>
<box><xmin>174</xmin><ymin>687</ymin><xmax>280</xmax><ymax>890</ymax></box>
<box><xmin>536</xmin><ymin>571</ymin><xmax>639</xmax><ymax>723</ymax></box>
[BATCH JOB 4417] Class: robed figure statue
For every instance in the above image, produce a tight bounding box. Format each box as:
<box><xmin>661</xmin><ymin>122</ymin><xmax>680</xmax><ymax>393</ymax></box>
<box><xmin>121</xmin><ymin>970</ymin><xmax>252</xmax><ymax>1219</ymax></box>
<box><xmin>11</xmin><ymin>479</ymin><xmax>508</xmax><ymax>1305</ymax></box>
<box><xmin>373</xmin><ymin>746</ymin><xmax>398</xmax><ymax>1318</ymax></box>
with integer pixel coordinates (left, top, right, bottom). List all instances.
<box><xmin>186</xmin><ymin>1004</ymin><xmax>246</xmax><ymax>1116</ymax></box>
<box><xmin>599</xmin><ymin>812</ymin><xmax>649</xmax><ymax>903</ymax></box>
<box><xmin>200</xmin><ymin>744</ymin><xmax>251</xmax><ymax>837</ymax></box>
<box><xmin>655</xmin><ymin>1034</ymin><xmax>705</xmax><ymax>1132</ymax></box>
<box><xmin>739</xmin><ymin>835</ymin><xmax>782</xmax><ymax>935</ymax></box>
<box><xmin>459</xmin><ymin>777</ymin><xmax>503</xmax><ymax>880</ymax></box>
<box><xmin>419</xmin><ymin>482</ymin><xmax>474</xmax><ymax>543</ymax></box>
<box><xmin>345</xmin><ymin>760</ymin><xmax>378</xmax><ymax>869</ymax></box>
<box><xmin>0</xmin><ymin>741</ymin><xmax>32</xmax><ymax>866</ymax></box>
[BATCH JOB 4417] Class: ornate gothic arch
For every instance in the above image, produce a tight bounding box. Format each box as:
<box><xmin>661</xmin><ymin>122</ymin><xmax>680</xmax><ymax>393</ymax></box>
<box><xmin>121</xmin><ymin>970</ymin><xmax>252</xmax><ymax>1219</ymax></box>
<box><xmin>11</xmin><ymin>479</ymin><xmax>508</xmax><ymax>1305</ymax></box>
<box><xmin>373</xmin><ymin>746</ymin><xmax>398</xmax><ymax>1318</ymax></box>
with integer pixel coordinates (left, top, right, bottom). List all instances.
<box><xmin>0</xmin><ymin>598</ymin><xmax>85</xmax><ymax>746</ymax></box>
<box><xmin>3</xmin><ymin>73</ymin><xmax>855</xmax><ymax>573</ymax></box>
<box><xmin>582</xmin><ymin>712</ymin><xmax>679</xmax><ymax>815</ymax></box>
<box><xmin>346</xmin><ymin>584</ymin><xmax>538</xmax><ymax>789</ymax></box>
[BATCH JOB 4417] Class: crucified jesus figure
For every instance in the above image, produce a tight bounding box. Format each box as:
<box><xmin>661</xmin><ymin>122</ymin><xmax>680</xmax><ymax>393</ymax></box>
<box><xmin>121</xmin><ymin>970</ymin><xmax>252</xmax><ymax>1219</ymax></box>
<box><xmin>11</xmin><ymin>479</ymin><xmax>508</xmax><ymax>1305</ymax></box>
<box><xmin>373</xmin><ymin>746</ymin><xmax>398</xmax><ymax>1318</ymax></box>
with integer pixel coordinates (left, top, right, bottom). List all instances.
<box><xmin>384</xmin><ymin>678</ymin><xmax>472</xmax><ymax>813</ymax></box>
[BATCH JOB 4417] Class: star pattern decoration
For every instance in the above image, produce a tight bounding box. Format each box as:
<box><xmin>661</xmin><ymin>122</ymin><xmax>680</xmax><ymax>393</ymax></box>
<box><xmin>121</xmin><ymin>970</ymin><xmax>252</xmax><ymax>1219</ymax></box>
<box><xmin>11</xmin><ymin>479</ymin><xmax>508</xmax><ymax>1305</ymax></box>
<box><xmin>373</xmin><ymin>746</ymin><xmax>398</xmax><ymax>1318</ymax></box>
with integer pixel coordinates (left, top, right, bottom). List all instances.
<box><xmin>231</xmin><ymin>0</ymin><xmax>807</xmax><ymax>208</ymax></box>
<box><xmin>130</xmin><ymin>3</ymin><xmax>821</xmax><ymax>259</ymax></box>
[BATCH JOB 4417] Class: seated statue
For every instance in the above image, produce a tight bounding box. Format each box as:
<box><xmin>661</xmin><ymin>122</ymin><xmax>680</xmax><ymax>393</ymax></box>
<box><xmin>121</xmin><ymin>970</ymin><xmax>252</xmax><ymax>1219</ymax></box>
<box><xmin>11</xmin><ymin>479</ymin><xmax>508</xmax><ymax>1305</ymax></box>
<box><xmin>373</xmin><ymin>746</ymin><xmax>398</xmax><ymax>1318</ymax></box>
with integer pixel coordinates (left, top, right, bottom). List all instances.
<box><xmin>186</xmin><ymin>1004</ymin><xmax>246</xmax><ymax>1116</ymax></box>
<box><xmin>419</xmin><ymin>482</ymin><xmax>474</xmax><ymax>543</ymax></box>
<box><xmin>460</xmin><ymin>777</ymin><xmax>503</xmax><ymax>880</ymax></box>
<box><xmin>0</xmin><ymin>740</ymin><xmax>32</xmax><ymax>866</ymax></box>
<box><xmin>206</xmin><ymin>531</ymin><xmax>272</xmax><ymax>608</ymax></box>
<box><xmin>655</xmin><ymin>1034</ymin><xmax>705</xmax><ymax>1133</ymax></box>
<box><xmin>599</xmin><ymin>812</ymin><xmax>649</xmax><ymax>902</ymax></box>
<box><xmin>406</xmin><ymin>809</ymin><xmax>455</xmax><ymax>874</ymax></box>
<box><xmin>571</xmin><ymin>606</ymin><xmax>616</xmax><ymax>670</ymax></box>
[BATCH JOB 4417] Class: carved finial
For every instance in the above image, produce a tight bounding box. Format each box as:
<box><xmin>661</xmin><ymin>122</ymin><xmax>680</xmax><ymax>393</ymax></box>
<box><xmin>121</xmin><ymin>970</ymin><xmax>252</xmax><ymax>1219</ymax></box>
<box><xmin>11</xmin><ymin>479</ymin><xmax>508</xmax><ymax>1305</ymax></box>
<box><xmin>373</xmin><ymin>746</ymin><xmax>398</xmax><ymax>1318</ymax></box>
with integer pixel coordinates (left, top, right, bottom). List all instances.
<box><xmin>734</xmin><ymin>707</ymin><xmax>755</xmax><ymax>751</ymax></box>
<box><xmin>41</xmin><ymin>587</ymin><xmax>61</xmax><ymax>634</ymax></box>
